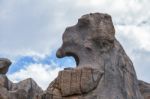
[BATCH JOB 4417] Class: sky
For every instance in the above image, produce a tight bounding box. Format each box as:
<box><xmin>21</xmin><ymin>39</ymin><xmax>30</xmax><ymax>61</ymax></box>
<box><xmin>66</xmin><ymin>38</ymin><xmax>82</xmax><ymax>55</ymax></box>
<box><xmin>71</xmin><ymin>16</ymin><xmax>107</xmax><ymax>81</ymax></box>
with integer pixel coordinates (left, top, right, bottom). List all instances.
<box><xmin>0</xmin><ymin>0</ymin><xmax>150</xmax><ymax>90</ymax></box>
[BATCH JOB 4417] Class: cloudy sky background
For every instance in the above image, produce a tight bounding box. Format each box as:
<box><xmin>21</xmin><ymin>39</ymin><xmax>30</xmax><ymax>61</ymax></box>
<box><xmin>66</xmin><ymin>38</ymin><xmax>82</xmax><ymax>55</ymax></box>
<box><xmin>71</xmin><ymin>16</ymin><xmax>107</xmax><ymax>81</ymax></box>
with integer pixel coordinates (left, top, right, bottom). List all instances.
<box><xmin>0</xmin><ymin>0</ymin><xmax>150</xmax><ymax>90</ymax></box>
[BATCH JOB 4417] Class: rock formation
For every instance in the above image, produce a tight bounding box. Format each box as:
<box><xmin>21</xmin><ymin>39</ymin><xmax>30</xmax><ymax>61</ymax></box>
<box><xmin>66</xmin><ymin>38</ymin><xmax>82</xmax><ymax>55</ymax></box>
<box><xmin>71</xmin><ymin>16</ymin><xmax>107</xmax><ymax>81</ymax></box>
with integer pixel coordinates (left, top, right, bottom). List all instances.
<box><xmin>0</xmin><ymin>13</ymin><xmax>150</xmax><ymax>99</ymax></box>
<box><xmin>0</xmin><ymin>58</ymin><xmax>43</xmax><ymax>99</ymax></box>
<box><xmin>44</xmin><ymin>13</ymin><xmax>149</xmax><ymax>99</ymax></box>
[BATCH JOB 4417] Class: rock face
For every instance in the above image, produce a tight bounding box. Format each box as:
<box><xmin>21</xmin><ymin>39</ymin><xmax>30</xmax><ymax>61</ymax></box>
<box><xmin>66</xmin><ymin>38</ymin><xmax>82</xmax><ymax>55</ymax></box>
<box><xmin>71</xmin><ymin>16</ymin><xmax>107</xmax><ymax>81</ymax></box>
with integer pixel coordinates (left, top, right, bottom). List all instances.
<box><xmin>139</xmin><ymin>80</ymin><xmax>150</xmax><ymax>99</ymax></box>
<box><xmin>46</xmin><ymin>67</ymin><xmax>103</xmax><ymax>98</ymax></box>
<box><xmin>10</xmin><ymin>78</ymin><xmax>43</xmax><ymax>99</ymax></box>
<box><xmin>0</xmin><ymin>13</ymin><xmax>150</xmax><ymax>99</ymax></box>
<box><xmin>46</xmin><ymin>13</ymin><xmax>146</xmax><ymax>99</ymax></box>
<box><xmin>0</xmin><ymin>75</ymin><xmax>43</xmax><ymax>99</ymax></box>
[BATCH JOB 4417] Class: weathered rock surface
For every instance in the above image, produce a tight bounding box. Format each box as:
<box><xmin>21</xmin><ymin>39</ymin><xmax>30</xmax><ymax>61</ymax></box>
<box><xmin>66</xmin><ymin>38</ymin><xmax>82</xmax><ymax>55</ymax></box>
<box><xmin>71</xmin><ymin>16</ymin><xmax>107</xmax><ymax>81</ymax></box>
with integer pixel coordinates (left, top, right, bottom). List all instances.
<box><xmin>46</xmin><ymin>67</ymin><xmax>103</xmax><ymax>98</ymax></box>
<box><xmin>10</xmin><ymin>78</ymin><xmax>43</xmax><ymax>99</ymax></box>
<box><xmin>0</xmin><ymin>75</ymin><xmax>12</xmax><ymax>90</ymax></box>
<box><xmin>0</xmin><ymin>75</ymin><xmax>43</xmax><ymax>99</ymax></box>
<box><xmin>139</xmin><ymin>80</ymin><xmax>150</xmax><ymax>99</ymax></box>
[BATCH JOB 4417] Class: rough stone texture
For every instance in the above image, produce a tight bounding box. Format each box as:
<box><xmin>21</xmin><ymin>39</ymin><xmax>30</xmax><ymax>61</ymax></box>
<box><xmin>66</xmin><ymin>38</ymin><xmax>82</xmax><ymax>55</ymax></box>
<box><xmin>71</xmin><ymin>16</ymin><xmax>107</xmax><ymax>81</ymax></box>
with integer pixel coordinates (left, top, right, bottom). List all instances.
<box><xmin>46</xmin><ymin>67</ymin><xmax>103</xmax><ymax>98</ymax></box>
<box><xmin>139</xmin><ymin>80</ymin><xmax>150</xmax><ymax>99</ymax></box>
<box><xmin>10</xmin><ymin>78</ymin><xmax>43</xmax><ymax>99</ymax></box>
<box><xmin>0</xmin><ymin>74</ymin><xmax>12</xmax><ymax>90</ymax></box>
<box><xmin>47</xmin><ymin>13</ymin><xmax>145</xmax><ymax>99</ymax></box>
<box><xmin>0</xmin><ymin>58</ymin><xmax>11</xmax><ymax>74</ymax></box>
<box><xmin>0</xmin><ymin>87</ymin><xmax>9</xmax><ymax>99</ymax></box>
<box><xmin>0</xmin><ymin>76</ymin><xmax>43</xmax><ymax>99</ymax></box>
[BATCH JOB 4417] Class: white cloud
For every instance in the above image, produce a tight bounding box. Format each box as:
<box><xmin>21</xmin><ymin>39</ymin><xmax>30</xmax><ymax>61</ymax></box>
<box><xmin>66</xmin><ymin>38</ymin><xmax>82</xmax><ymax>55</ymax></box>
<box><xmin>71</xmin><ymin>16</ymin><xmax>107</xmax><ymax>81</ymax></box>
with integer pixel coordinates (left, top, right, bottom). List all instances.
<box><xmin>1</xmin><ymin>0</ymin><xmax>150</xmax><ymax>58</ymax></box>
<box><xmin>116</xmin><ymin>25</ymin><xmax>150</xmax><ymax>51</ymax></box>
<box><xmin>7</xmin><ymin>63</ymin><xmax>63</xmax><ymax>90</ymax></box>
<box><xmin>115</xmin><ymin>25</ymin><xmax>150</xmax><ymax>82</ymax></box>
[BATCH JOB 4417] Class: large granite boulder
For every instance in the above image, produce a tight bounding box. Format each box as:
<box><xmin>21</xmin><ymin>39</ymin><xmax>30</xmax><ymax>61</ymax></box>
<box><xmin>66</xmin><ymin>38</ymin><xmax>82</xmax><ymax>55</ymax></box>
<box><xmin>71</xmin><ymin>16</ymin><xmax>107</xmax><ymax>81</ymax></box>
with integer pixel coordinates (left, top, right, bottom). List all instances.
<box><xmin>46</xmin><ymin>13</ymin><xmax>144</xmax><ymax>99</ymax></box>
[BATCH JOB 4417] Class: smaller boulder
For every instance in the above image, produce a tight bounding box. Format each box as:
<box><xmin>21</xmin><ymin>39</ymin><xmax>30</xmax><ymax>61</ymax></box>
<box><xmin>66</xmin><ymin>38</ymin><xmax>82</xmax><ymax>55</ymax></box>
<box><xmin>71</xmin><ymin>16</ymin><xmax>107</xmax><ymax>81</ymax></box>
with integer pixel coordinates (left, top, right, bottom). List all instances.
<box><xmin>0</xmin><ymin>58</ymin><xmax>11</xmax><ymax>74</ymax></box>
<box><xmin>11</xmin><ymin>78</ymin><xmax>43</xmax><ymax>98</ymax></box>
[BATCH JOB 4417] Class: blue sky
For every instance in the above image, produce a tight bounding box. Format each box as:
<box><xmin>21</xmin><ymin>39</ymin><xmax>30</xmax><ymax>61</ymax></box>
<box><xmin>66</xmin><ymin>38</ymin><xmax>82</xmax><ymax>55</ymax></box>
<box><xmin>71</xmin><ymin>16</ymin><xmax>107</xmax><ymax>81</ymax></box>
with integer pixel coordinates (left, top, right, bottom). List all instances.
<box><xmin>0</xmin><ymin>0</ymin><xmax>150</xmax><ymax>89</ymax></box>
